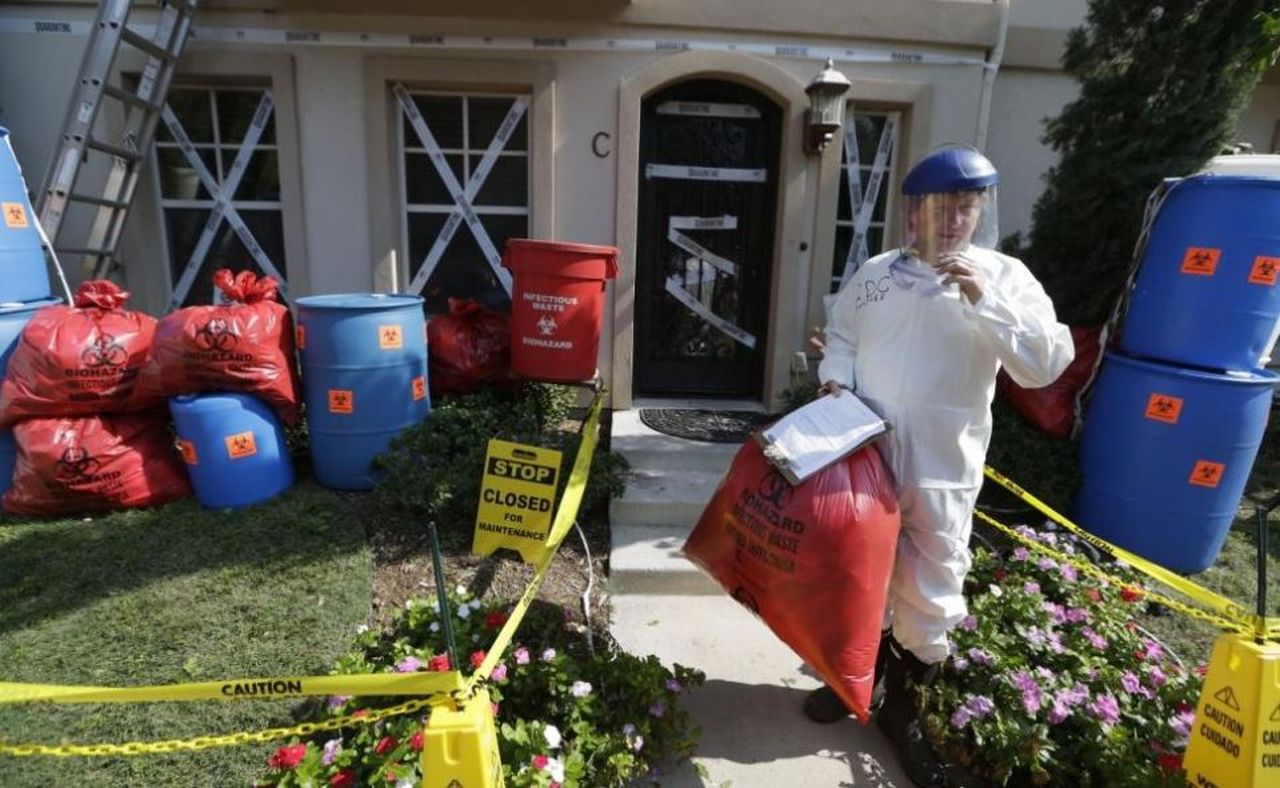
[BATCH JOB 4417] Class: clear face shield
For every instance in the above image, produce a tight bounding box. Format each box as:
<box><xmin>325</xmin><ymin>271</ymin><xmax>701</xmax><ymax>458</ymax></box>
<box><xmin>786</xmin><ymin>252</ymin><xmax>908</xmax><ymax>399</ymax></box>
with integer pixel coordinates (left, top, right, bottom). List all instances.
<box><xmin>901</xmin><ymin>187</ymin><xmax>998</xmax><ymax>266</ymax></box>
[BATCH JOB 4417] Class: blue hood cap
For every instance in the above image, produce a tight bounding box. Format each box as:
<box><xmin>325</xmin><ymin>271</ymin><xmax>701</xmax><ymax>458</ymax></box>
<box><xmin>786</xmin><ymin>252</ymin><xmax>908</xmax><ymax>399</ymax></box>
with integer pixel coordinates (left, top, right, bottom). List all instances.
<box><xmin>901</xmin><ymin>145</ymin><xmax>998</xmax><ymax>195</ymax></box>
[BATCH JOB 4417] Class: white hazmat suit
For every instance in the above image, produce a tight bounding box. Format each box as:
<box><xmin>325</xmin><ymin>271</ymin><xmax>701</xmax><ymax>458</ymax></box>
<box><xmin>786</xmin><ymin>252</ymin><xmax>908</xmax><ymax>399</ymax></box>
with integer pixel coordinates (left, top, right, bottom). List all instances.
<box><xmin>818</xmin><ymin>246</ymin><xmax>1074</xmax><ymax>664</ymax></box>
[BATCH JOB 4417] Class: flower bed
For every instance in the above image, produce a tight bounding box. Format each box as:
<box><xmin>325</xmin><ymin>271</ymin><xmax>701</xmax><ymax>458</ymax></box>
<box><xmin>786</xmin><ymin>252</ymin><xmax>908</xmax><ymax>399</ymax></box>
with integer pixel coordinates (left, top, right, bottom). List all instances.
<box><xmin>257</xmin><ymin>588</ymin><xmax>704</xmax><ymax>787</ymax></box>
<box><xmin>921</xmin><ymin>526</ymin><xmax>1203</xmax><ymax>787</ymax></box>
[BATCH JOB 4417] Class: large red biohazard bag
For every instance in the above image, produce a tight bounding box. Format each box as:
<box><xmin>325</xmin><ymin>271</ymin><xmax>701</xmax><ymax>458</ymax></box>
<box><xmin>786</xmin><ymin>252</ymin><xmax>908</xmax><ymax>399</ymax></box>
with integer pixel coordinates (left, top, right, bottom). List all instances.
<box><xmin>2</xmin><ymin>412</ymin><xmax>191</xmax><ymax>516</ymax></box>
<box><xmin>427</xmin><ymin>298</ymin><xmax>511</xmax><ymax>396</ymax></box>
<box><xmin>134</xmin><ymin>269</ymin><xmax>299</xmax><ymax>424</ymax></box>
<box><xmin>997</xmin><ymin>325</ymin><xmax>1102</xmax><ymax>439</ymax></box>
<box><xmin>683</xmin><ymin>440</ymin><xmax>901</xmax><ymax>722</ymax></box>
<box><xmin>0</xmin><ymin>281</ymin><xmax>158</xmax><ymax>428</ymax></box>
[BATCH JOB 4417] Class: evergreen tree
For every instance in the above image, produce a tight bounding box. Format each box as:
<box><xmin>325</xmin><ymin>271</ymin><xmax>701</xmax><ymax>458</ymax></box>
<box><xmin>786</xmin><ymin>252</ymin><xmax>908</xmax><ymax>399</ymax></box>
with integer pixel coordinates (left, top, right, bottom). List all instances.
<box><xmin>1023</xmin><ymin>1</ymin><xmax>1280</xmax><ymax>325</ymax></box>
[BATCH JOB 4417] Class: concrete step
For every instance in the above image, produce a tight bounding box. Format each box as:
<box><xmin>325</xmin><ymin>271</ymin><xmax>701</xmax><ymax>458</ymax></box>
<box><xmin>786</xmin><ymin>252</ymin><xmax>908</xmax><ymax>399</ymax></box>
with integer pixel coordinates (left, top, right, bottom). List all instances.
<box><xmin>609</xmin><ymin>467</ymin><xmax>722</xmax><ymax>529</ymax></box>
<box><xmin>610</xmin><ymin>408</ymin><xmax>740</xmax><ymax>474</ymax></box>
<box><xmin>608</xmin><ymin>523</ymin><xmax>720</xmax><ymax>595</ymax></box>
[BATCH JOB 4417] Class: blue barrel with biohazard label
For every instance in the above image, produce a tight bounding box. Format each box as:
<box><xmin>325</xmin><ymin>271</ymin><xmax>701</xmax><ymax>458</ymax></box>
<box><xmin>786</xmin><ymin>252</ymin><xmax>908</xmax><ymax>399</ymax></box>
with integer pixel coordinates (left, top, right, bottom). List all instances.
<box><xmin>170</xmin><ymin>392</ymin><xmax>293</xmax><ymax>509</ymax></box>
<box><xmin>296</xmin><ymin>294</ymin><xmax>430</xmax><ymax>490</ymax></box>
<box><xmin>1118</xmin><ymin>173</ymin><xmax>1280</xmax><ymax>371</ymax></box>
<box><xmin>0</xmin><ymin>298</ymin><xmax>58</xmax><ymax>502</ymax></box>
<box><xmin>1075</xmin><ymin>352</ymin><xmax>1278</xmax><ymax>573</ymax></box>
<box><xmin>0</xmin><ymin>128</ymin><xmax>52</xmax><ymax>303</ymax></box>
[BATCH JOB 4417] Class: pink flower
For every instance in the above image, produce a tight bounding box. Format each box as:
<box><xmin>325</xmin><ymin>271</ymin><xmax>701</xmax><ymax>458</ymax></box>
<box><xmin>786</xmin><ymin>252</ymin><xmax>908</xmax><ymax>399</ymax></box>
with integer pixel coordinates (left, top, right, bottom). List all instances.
<box><xmin>490</xmin><ymin>663</ymin><xmax>508</xmax><ymax>682</ymax></box>
<box><xmin>960</xmin><ymin>615</ymin><xmax>978</xmax><ymax>631</ymax></box>
<box><xmin>532</xmin><ymin>754</ymin><xmax>550</xmax><ymax>770</ymax></box>
<box><xmin>470</xmin><ymin>650</ymin><xmax>487</xmax><ymax>669</ymax></box>
<box><xmin>1090</xmin><ymin>693</ymin><xmax>1120</xmax><ymax>726</ymax></box>
<box><xmin>374</xmin><ymin>735</ymin><xmax>398</xmax><ymax>756</ymax></box>
<box><xmin>513</xmin><ymin>647</ymin><xmax>531</xmax><ymax>665</ymax></box>
<box><xmin>268</xmin><ymin>743</ymin><xmax>307</xmax><ymax>770</ymax></box>
<box><xmin>1024</xmin><ymin>581</ymin><xmax>1041</xmax><ymax>594</ymax></box>
<box><xmin>395</xmin><ymin>655</ymin><xmax>423</xmax><ymax>673</ymax></box>
<box><xmin>327</xmin><ymin>695</ymin><xmax>352</xmax><ymax>709</ymax></box>
<box><xmin>428</xmin><ymin>654</ymin><xmax>451</xmax><ymax>671</ymax></box>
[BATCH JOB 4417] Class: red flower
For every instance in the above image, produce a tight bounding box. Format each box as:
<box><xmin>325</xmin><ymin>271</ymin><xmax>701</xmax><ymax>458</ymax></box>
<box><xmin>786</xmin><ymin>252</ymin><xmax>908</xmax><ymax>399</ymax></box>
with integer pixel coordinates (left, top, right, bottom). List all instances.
<box><xmin>330</xmin><ymin>768</ymin><xmax>358</xmax><ymax>788</ymax></box>
<box><xmin>993</xmin><ymin>568</ymin><xmax>1007</xmax><ymax>581</ymax></box>
<box><xmin>1176</xmin><ymin>701</ymin><xmax>1194</xmax><ymax>714</ymax></box>
<box><xmin>385</xmin><ymin>772</ymin><xmax>397</xmax><ymax>783</ymax></box>
<box><xmin>267</xmin><ymin>743</ymin><xmax>307</xmax><ymax>770</ymax></box>
<box><xmin>428</xmin><ymin>654</ymin><xmax>451</xmax><ymax>672</ymax></box>
<box><xmin>351</xmin><ymin>709</ymin><xmax>369</xmax><ymax>719</ymax></box>
<box><xmin>491</xmin><ymin>702</ymin><xmax>501</xmax><ymax>718</ymax></box>
<box><xmin>532</xmin><ymin>754</ymin><xmax>549</xmax><ymax>769</ymax></box>
<box><xmin>1086</xmin><ymin>588</ymin><xmax>1102</xmax><ymax>603</ymax></box>
<box><xmin>374</xmin><ymin>735</ymin><xmax>398</xmax><ymax>756</ymax></box>
<box><xmin>1194</xmin><ymin>664</ymin><xmax>1209</xmax><ymax>677</ymax></box>
<box><xmin>470</xmin><ymin>650</ymin><xmax>487</xmax><ymax>669</ymax></box>
<box><xmin>409</xmin><ymin>729</ymin><xmax>425</xmax><ymax>751</ymax></box>
<box><xmin>1120</xmin><ymin>585</ymin><xmax>1143</xmax><ymax>603</ymax></box>
<box><xmin>1156</xmin><ymin>753</ymin><xmax>1184</xmax><ymax>774</ymax></box>
<box><xmin>484</xmin><ymin>610</ymin><xmax>509</xmax><ymax>630</ymax></box>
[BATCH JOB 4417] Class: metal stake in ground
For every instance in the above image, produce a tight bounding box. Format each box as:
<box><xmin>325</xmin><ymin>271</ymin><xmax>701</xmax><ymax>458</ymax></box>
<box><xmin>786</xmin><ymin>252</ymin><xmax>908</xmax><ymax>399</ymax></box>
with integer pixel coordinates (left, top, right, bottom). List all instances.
<box><xmin>427</xmin><ymin>520</ymin><xmax>461</xmax><ymax>671</ymax></box>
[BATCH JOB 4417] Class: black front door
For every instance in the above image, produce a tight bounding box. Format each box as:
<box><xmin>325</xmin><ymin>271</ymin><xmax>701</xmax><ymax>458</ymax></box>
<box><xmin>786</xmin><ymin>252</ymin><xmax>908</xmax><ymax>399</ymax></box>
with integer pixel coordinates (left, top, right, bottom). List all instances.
<box><xmin>635</xmin><ymin>80</ymin><xmax>781</xmax><ymax>398</ymax></box>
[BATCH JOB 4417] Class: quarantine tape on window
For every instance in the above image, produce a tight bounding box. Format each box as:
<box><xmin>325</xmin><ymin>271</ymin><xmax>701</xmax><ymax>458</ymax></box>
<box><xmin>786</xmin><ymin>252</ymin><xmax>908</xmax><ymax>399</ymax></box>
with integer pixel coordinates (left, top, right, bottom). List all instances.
<box><xmin>661</xmin><ymin>213</ymin><xmax>756</xmax><ymax>349</ymax></box>
<box><xmin>667</xmin><ymin>229</ymin><xmax>739</xmax><ymax>277</ymax></box>
<box><xmin>656</xmin><ymin>101</ymin><xmax>762</xmax><ymax>118</ymax></box>
<box><xmin>473</xmin><ymin>439</ymin><xmax>563</xmax><ymax>563</ymax></box>
<box><xmin>393</xmin><ymin>83</ymin><xmax>523</xmax><ymax>297</ymax></box>
<box><xmin>839</xmin><ymin>114</ymin><xmax>897</xmax><ymax>289</ymax></box>
<box><xmin>0</xmin><ymin>391</ymin><xmax>603</xmax><ymax>760</ymax></box>
<box><xmin>163</xmin><ymin>92</ymin><xmax>290</xmax><ymax>309</ymax></box>
<box><xmin>668</xmin><ymin>214</ymin><xmax>738</xmax><ymax>230</ymax></box>
<box><xmin>0</xmin><ymin>17</ymin><xmax>989</xmax><ymax>67</ymax></box>
<box><xmin>645</xmin><ymin>164</ymin><xmax>767</xmax><ymax>182</ymax></box>
<box><xmin>664</xmin><ymin>276</ymin><xmax>757</xmax><ymax>349</ymax></box>
<box><xmin>1182</xmin><ymin>634</ymin><xmax>1280</xmax><ymax>787</ymax></box>
<box><xmin>982</xmin><ymin>465</ymin><xmax>1280</xmax><ymax>639</ymax></box>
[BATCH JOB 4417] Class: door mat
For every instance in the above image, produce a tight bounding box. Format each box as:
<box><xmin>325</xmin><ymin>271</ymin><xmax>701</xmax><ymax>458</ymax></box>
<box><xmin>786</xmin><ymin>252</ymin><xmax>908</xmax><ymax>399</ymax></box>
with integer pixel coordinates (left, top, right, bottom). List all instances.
<box><xmin>638</xmin><ymin>409</ymin><xmax>774</xmax><ymax>444</ymax></box>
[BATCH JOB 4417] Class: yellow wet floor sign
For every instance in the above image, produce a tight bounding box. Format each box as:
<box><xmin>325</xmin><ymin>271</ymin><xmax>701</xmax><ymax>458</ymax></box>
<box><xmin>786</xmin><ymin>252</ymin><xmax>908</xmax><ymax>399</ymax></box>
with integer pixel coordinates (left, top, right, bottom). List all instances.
<box><xmin>473</xmin><ymin>439</ymin><xmax>562</xmax><ymax>564</ymax></box>
<box><xmin>1184</xmin><ymin>634</ymin><xmax>1280</xmax><ymax>787</ymax></box>
<box><xmin>423</xmin><ymin>689</ymin><xmax>504</xmax><ymax>787</ymax></box>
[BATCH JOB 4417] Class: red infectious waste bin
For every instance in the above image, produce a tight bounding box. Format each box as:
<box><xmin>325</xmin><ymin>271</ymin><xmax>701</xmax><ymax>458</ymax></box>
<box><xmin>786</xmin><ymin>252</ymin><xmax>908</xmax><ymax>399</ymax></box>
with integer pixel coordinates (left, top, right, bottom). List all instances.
<box><xmin>504</xmin><ymin>239</ymin><xmax>619</xmax><ymax>382</ymax></box>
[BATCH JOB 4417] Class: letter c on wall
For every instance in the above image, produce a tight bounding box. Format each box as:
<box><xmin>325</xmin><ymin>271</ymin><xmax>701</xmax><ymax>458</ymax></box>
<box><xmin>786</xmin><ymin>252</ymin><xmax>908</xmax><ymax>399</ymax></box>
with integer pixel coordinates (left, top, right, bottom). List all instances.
<box><xmin>592</xmin><ymin>131</ymin><xmax>612</xmax><ymax>158</ymax></box>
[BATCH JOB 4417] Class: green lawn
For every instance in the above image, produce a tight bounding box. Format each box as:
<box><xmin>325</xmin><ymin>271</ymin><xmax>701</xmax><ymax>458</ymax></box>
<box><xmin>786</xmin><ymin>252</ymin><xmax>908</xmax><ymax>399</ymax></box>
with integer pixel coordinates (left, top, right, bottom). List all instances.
<box><xmin>0</xmin><ymin>480</ymin><xmax>372</xmax><ymax>787</ymax></box>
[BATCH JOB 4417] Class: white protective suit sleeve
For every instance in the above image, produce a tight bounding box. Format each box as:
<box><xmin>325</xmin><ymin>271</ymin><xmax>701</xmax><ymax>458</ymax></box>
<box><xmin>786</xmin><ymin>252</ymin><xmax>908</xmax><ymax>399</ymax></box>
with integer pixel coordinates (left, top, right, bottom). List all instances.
<box><xmin>816</xmin><ymin>285</ymin><xmax>858</xmax><ymax>391</ymax></box>
<box><xmin>961</xmin><ymin>259</ymin><xmax>1075</xmax><ymax>389</ymax></box>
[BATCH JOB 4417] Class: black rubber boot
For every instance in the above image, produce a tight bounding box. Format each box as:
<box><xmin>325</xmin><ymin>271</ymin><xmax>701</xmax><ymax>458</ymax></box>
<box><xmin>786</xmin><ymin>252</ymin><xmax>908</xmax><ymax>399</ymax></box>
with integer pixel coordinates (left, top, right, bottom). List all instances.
<box><xmin>876</xmin><ymin>637</ymin><xmax>952</xmax><ymax>788</ymax></box>
<box><xmin>803</xmin><ymin>631</ymin><xmax>894</xmax><ymax>723</ymax></box>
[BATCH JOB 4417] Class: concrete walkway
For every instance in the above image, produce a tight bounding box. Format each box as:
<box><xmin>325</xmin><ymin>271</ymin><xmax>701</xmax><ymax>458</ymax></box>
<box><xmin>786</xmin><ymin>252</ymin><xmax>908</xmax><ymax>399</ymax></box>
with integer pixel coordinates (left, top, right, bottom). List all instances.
<box><xmin>611</xmin><ymin>593</ymin><xmax>910</xmax><ymax>788</ymax></box>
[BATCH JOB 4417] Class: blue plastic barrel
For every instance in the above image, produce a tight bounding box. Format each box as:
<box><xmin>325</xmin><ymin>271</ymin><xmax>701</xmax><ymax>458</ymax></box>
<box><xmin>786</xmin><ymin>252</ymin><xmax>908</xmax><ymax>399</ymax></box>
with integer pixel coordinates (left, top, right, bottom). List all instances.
<box><xmin>1119</xmin><ymin>174</ymin><xmax>1280</xmax><ymax>371</ymax></box>
<box><xmin>0</xmin><ymin>128</ymin><xmax>53</xmax><ymax>303</ymax></box>
<box><xmin>0</xmin><ymin>298</ymin><xmax>59</xmax><ymax>502</ymax></box>
<box><xmin>169</xmin><ymin>392</ymin><xmax>294</xmax><ymax>509</ymax></box>
<box><xmin>296</xmin><ymin>294</ymin><xmax>430</xmax><ymax>490</ymax></box>
<box><xmin>1075</xmin><ymin>352</ymin><xmax>1278</xmax><ymax>573</ymax></box>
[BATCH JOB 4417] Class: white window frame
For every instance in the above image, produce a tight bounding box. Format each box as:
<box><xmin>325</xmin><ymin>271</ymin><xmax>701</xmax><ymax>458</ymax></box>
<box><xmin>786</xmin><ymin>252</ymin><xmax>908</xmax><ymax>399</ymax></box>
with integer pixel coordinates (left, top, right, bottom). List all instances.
<box><xmin>395</xmin><ymin>88</ymin><xmax>531</xmax><ymax>305</ymax></box>
<box><xmin>829</xmin><ymin>108</ymin><xmax>902</xmax><ymax>293</ymax></box>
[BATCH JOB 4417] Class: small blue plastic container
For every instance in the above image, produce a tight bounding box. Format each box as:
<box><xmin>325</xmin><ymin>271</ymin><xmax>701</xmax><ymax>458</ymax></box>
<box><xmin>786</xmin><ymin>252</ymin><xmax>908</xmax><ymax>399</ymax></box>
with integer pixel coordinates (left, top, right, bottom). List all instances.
<box><xmin>0</xmin><ymin>128</ymin><xmax>53</xmax><ymax>303</ymax></box>
<box><xmin>296</xmin><ymin>293</ymin><xmax>430</xmax><ymax>490</ymax></box>
<box><xmin>1075</xmin><ymin>352</ymin><xmax>1278</xmax><ymax>573</ymax></box>
<box><xmin>169</xmin><ymin>392</ymin><xmax>294</xmax><ymax>509</ymax></box>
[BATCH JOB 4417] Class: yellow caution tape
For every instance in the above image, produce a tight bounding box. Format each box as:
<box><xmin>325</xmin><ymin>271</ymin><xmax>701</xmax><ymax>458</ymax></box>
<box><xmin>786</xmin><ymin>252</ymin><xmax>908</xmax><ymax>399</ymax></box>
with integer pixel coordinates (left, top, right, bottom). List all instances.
<box><xmin>982</xmin><ymin>465</ymin><xmax>1280</xmax><ymax>639</ymax></box>
<box><xmin>0</xmin><ymin>671</ymin><xmax>464</xmax><ymax>706</ymax></box>
<box><xmin>0</xmin><ymin>389</ymin><xmax>605</xmax><ymax>758</ymax></box>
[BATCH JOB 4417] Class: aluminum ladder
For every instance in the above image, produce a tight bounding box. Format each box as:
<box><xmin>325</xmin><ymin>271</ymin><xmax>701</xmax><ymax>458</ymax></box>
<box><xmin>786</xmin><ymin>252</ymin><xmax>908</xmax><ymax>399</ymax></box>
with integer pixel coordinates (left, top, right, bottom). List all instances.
<box><xmin>36</xmin><ymin>0</ymin><xmax>198</xmax><ymax>284</ymax></box>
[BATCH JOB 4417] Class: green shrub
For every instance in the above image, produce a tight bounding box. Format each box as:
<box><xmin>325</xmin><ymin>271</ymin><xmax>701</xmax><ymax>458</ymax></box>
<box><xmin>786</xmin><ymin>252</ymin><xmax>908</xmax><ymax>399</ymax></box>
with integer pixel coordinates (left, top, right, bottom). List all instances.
<box><xmin>372</xmin><ymin>385</ymin><xmax>628</xmax><ymax>539</ymax></box>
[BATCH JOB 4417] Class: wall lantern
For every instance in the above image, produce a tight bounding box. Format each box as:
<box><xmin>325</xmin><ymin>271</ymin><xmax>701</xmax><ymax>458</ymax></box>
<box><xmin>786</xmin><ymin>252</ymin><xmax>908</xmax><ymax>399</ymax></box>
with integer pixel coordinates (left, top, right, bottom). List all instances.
<box><xmin>804</xmin><ymin>59</ymin><xmax>851</xmax><ymax>155</ymax></box>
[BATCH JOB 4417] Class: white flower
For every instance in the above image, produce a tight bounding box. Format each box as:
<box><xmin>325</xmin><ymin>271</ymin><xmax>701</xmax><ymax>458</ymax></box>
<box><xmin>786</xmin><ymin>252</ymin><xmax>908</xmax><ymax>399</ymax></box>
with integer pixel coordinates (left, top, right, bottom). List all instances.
<box><xmin>457</xmin><ymin>605</ymin><xmax>472</xmax><ymax>620</ymax></box>
<box><xmin>429</xmin><ymin>622</ymin><xmax>440</xmax><ymax>632</ymax></box>
<box><xmin>541</xmin><ymin>647</ymin><xmax>557</xmax><ymax>661</ymax></box>
<box><xmin>547</xmin><ymin>756</ymin><xmax>566</xmax><ymax>782</ymax></box>
<box><xmin>543</xmin><ymin>724</ymin><xmax>562</xmax><ymax>749</ymax></box>
<box><xmin>396</xmin><ymin>779</ymin><xmax>416</xmax><ymax>788</ymax></box>
<box><xmin>570</xmin><ymin>680</ymin><xmax>593</xmax><ymax>698</ymax></box>
<box><xmin>988</xmin><ymin>584</ymin><xmax>1004</xmax><ymax>598</ymax></box>
<box><xmin>455</xmin><ymin>584</ymin><xmax>468</xmax><ymax>596</ymax></box>
<box><xmin>355</xmin><ymin>624</ymin><xmax>369</xmax><ymax>634</ymax></box>
<box><xmin>405</xmin><ymin>600</ymin><xmax>415</xmax><ymax>609</ymax></box>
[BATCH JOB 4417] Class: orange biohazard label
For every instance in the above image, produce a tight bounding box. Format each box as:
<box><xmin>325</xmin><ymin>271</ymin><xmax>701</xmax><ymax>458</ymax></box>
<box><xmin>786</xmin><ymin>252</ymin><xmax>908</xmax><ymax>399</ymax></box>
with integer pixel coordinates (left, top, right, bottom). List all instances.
<box><xmin>378</xmin><ymin>325</ymin><xmax>403</xmax><ymax>350</ymax></box>
<box><xmin>1189</xmin><ymin>460</ymin><xmax>1225</xmax><ymax>488</ymax></box>
<box><xmin>295</xmin><ymin>325</ymin><xmax>306</xmax><ymax>349</ymax></box>
<box><xmin>1249</xmin><ymin>256</ymin><xmax>1279</xmax><ymax>286</ymax></box>
<box><xmin>177</xmin><ymin>439</ymin><xmax>198</xmax><ymax>465</ymax></box>
<box><xmin>412</xmin><ymin>376</ymin><xmax>427</xmax><ymax>401</ymax></box>
<box><xmin>1180</xmin><ymin>247</ymin><xmax>1220</xmax><ymax>276</ymax></box>
<box><xmin>328</xmin><ymin>389</ymin><xmax>354</xmax><ymax>414</ymax></box>
<box><xmin>225</xmin><ymin>431</ymin><xmax>258</xmax><ymax>459</ymax></box>
<box><xmin>1144</xmin><ymin>393</ymin><xmax>1183</xmax><ymax>424</ymax></box>
<box><xmin>3</xmin><ymin>202</ymin><xmax>28</xmax><ymax>229</ymax></box>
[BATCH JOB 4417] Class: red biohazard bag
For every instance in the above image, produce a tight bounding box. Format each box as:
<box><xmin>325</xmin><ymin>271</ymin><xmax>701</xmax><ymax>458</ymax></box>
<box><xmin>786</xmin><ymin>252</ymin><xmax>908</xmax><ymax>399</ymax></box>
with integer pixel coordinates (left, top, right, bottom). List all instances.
<box><xmin>134</xmin><ymin>269</ymin><xmax>299</xmax><ymax>424</ymax></box>
<box><xmin>2</xmin><ymin>412</ymin><xmax>191</xmax><ymax>516</ymax></box>
<box><xmin>427</xmin><ymin>298</ymin><xmax>511</xmax><ymax>396</ymax></box>
<box><xmin>0</xmin><ymin>281</ymin><xmax>158</xmax><ymax>428</ymax></box>
<box><xmin>997</xmin><ymin>325</ymin><xmax>1102</xmax><ymax>439</ymax></box>
<box><xmin>683</xmin><ymin>440</ymin><xmax>901</xmax><ymax>722</ymax></box>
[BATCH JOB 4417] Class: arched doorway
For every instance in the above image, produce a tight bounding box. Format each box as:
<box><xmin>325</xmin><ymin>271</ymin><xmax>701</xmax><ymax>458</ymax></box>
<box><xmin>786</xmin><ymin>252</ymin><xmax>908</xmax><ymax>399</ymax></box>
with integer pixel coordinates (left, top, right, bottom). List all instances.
<box><xmin>634</xmin><ymin>79</ymin><xmax>782</xmax><ymax>398</ymax></box>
